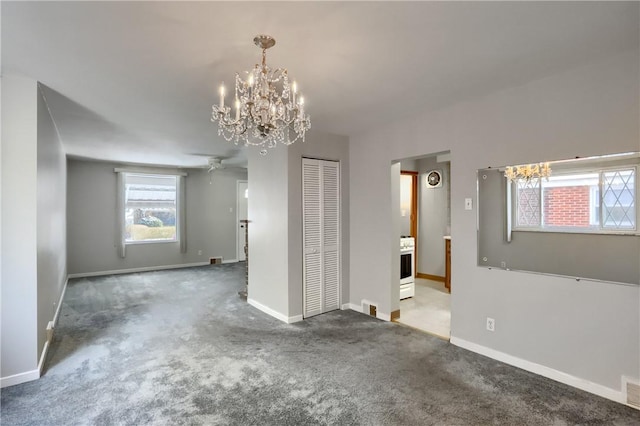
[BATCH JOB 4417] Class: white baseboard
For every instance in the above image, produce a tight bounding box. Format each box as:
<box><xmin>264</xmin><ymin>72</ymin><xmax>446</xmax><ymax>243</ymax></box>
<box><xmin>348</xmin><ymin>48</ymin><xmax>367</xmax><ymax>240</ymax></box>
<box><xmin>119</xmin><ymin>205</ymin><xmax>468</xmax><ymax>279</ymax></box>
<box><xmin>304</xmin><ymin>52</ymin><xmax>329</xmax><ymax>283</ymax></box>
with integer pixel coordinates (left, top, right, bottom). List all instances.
<box><xmin>347</xmin><ymin>303</ymin><xmax>362</xmax><ymax>312</ymax></box>
<box><xmin>377</xmin><ymin>312</ymin><xmax>391</xmax><ymax>321</ymax></box>
<box><xmin>38</xmin><ymin>340</ymin><xmax>50</xmax><ymax>376</ymax></box>
<box><xmin>0</xmin><ymin>369</ymin><xmax>40</xmax><ymax>388</ymax></box>
<box><xmin>341</xmin><ymin>303</ymin><xmax>362</xmax><ymax>312</ymax></box>
<box><xmin>450</xmin><ymin>336</ymin><xmax>625</xmax><ymax>405</ymax></box>
<box><xmin>222</xmin><ymin>258</ymin><xmax>239</xmax><ymax>264</ymax></box>
<box><xmin>67</xmin><ymin>262</ymin><xmax>211</xmax><ymax>278</ymax></box>
<box><xmin>247</xmin><ymin>298</ymin><xmax>302</xmax><ymax>324</ymax></box>
<box><xmin>288</xmin><ymin>314</ymin><xmax>303</xmax><ymax>323</ymax></box>
<box><xmin>53</xmin><ymin>277</ymin><xmax>69</xmax><ymax>326</ymax></box>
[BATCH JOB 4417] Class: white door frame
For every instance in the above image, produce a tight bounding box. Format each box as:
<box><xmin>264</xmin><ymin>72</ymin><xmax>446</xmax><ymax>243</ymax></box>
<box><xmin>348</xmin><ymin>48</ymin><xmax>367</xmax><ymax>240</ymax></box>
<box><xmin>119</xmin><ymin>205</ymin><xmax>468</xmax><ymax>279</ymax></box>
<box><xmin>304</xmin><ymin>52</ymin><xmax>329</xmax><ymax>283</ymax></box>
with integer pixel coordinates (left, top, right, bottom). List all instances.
<box><xmin>302</xmin><ymin>158</ymin><xmax>341</xmax><ymax>318</ymax></box>
<box><xmin>236</xmin><ymin>180</ymin><xmax>248</xmax><ymax>261</ymax></box>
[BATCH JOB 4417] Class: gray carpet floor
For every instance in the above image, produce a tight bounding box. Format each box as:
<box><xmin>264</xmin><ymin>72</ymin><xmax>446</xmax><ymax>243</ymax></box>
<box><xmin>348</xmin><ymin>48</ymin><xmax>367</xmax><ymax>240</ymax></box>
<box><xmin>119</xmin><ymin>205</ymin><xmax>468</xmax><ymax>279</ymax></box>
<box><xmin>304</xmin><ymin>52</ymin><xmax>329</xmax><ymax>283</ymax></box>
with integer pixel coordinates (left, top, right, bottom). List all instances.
<box><xmin>1</xmin><ymin>263</ymin><xmax>638</xmax><ymax>425</ymax></box>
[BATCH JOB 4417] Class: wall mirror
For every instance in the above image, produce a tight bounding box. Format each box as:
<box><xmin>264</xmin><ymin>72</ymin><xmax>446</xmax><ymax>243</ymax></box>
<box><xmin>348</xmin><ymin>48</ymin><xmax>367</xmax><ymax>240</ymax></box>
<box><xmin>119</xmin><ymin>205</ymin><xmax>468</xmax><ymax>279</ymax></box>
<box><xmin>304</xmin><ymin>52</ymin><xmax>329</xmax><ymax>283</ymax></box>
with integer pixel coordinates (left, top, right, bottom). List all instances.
<box><xmin>477</xmin><ymin>152</ymin><xmax>640</xmax><ymax>285</ymax></box>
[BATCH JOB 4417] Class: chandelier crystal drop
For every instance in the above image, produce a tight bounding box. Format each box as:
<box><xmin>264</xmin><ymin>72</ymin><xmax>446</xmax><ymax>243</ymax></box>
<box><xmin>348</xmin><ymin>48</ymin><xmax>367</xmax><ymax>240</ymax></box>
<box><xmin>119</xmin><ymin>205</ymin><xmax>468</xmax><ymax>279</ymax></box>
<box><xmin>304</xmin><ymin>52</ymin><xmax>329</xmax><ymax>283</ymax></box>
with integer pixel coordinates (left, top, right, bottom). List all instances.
<box><xmin>211</xmin><ymin>35</ymin><xmax>311</xmax><ymax>155</ymax></box>
<box><xmin>504</xmin><ymin>162</ymin><xmax>552</xmax><ymax>182</ymax></box>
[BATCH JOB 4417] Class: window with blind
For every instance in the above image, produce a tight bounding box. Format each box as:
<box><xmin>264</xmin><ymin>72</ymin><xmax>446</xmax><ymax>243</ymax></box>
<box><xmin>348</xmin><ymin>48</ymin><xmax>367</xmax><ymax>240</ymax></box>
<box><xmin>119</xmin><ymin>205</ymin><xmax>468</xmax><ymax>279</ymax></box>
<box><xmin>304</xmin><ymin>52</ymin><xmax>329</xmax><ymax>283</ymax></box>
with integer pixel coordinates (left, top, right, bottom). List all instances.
<box><xmin>124</xmin><ymin>173</ymin><xmax>178</xmax><ymax>243</ymax></box>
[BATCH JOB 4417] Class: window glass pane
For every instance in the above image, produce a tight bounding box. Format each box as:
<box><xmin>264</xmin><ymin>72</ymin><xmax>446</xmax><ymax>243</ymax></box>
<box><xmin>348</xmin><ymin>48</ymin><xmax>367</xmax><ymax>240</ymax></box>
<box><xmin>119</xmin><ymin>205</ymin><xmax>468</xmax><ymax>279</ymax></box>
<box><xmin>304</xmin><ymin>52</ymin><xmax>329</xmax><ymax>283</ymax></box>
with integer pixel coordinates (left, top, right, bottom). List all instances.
<box><xmin>515</xmin><ymin>179</ymin><xmax>541</xmax><ymax>227</ymax></box>
<box><xmin>602</xmin><ymin>169</ymin><xmax>635</xmax><ymax>229</ymax></box>
<box><xmin>124</xmin><ymin>174</ymin><xmax>177</xmax><ymax>242</ymax></box>
<box><xmin>541</xmin><ymin>172</ymin><xmax>598</xmax><ymax>229</ymax></box>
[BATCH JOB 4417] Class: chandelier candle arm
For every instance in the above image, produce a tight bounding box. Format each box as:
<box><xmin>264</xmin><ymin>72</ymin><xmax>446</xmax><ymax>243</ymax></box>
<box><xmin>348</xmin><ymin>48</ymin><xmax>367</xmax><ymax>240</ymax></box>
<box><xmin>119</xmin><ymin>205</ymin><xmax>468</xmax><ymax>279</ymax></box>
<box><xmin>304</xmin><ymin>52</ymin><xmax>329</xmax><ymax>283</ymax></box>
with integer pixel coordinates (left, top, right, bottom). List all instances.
<box><xmin>211</xmin><ymin>35</ymin><xmax>310</xmax><ymax>155</ymax></box>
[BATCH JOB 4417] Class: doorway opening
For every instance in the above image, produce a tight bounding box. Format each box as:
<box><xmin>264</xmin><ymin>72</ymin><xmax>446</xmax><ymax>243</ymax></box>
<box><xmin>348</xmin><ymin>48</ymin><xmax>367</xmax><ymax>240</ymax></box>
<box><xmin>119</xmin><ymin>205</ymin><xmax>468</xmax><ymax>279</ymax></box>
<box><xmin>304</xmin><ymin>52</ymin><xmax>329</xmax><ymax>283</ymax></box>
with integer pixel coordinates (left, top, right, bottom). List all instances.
<box><xmin>236</xmin><ymin>180</ymin><xmax>248</xmax><ymax>262</ymax></box>
<box><xmin>394</xmin><ymin>152</ymin><xmax>452</xmax><ymax>340</ymax></box>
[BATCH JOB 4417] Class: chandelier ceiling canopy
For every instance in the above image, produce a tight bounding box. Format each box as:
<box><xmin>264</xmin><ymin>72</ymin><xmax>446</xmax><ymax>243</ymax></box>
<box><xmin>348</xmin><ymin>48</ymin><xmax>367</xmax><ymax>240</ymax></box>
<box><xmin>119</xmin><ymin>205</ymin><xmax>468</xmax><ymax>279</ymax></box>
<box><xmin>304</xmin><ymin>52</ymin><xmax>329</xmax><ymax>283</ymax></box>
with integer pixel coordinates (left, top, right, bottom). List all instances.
<box><xmin>211</xmin><ymin>35</ymin><xmax>311</xmax><ymax>155</ymax></box>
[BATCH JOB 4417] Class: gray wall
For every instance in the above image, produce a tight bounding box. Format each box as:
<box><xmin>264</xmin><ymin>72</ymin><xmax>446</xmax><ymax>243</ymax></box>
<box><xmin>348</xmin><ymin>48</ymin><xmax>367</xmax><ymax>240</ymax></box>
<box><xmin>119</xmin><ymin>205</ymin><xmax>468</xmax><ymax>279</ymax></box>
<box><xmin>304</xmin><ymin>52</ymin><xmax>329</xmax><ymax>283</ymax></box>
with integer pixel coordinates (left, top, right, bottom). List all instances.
<box><xmin>349</xmin><ymin>50</ymin><xmax>639</xmax><ymax>392</ymax></box>
<box><xmin>1</xmin><ymin>75</ymin><xmax>39</xmax><ymax>378</ymax></box>
<box><xmin>246</xmin><ymin>145</ymin><xmax>290</xmax><ymax>316</ymax></box>
<box><xmin>288</xmin><ymin>131</ymin><xmax>350</xmax><ymax>318</ymax></box>
<box><xmin>67</xmin><ymin>159</ymin><xmax>247</xmax><ymax>274</ymax></box>
<box><xmin>417</xmin><ymin>157</ymin><xmax>450</xmax><ymax>276</ymax></box>
<box><xmin>1</xmin><ymin>77</ymin><xmax>67</xmax><ymax>381</ymax></box>
<box><xmin>247</xmin><ymin>129</ymin><xmax>350</xmax><ymax>320</ymax></box>
<box><xmin>478</xmin><ymin>168</ymin><xmax>639</xmax><ymax>284</ymax></box>
<box><xmin>37</xmin><ymin>84</ymin><xmax>67</xmax><ymax>358</ymax></box>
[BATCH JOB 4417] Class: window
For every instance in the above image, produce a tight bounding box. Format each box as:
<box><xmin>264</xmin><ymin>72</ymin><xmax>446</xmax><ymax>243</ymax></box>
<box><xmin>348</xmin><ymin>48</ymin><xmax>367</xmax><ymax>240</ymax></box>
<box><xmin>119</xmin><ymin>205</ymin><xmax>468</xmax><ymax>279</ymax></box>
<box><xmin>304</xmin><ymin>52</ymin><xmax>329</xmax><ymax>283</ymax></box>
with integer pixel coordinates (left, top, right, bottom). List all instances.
<box><xmin>124</xmin><ymin>173</ymin><xmax>178</xmax><ymax>243</ymax></box>
<box><xmin>514</xmin><ymin>166</ymin><xmax>636</xmax><ymax>233</ymax></box>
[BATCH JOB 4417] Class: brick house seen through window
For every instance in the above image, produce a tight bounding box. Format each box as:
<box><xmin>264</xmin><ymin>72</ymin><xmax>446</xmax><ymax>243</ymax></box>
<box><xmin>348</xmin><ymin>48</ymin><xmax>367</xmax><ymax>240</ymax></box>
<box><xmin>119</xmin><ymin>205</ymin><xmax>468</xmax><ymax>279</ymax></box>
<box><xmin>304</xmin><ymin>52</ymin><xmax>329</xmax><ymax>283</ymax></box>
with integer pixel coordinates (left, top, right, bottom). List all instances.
<box><xmin>514</xmin><ymin>168</ymin><xmax>636</xmax><ymax>232</ymax></box>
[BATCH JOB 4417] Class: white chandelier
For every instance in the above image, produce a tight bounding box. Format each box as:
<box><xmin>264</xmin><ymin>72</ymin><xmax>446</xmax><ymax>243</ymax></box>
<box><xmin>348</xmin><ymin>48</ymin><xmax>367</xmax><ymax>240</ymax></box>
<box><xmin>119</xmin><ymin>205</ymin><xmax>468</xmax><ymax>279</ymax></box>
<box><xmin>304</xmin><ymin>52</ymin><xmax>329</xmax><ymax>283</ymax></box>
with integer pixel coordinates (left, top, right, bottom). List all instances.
<box><xmin>504</xmin><ymin>162</ymin><xmax>552</xmax><ymax>182</ymax></box>
<box><xmin>211</xmin><ymin>35</ymin><xmax>311</xmax><ymax>155</ymax></box>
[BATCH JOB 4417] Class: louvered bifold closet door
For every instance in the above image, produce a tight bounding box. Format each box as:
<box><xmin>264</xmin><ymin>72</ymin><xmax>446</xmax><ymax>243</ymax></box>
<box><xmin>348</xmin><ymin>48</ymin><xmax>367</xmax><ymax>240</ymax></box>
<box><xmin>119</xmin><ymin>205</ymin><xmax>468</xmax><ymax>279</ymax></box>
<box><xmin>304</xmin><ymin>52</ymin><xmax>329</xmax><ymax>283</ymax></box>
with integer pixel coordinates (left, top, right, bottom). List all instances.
<box><xmin>322</xmin><ymin>161</ymin><xmax>340</xmax><ymax>312</ymax></box>
<box><xmin>302</xmin><ymin>158</ymin><xmax>340</xmax><ymax>318</ymax></box>
<box><xmin>303</xmin><ymin>159</ymin><xmax>323</xmax><ymax>318</ymax></box>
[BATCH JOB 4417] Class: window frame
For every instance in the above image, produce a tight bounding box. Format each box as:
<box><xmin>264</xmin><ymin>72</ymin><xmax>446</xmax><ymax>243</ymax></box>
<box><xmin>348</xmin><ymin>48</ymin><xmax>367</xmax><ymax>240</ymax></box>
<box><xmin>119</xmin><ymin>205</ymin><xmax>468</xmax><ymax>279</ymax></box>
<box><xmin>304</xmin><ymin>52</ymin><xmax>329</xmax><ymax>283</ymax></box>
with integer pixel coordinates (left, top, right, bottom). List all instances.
<box><xmin>119</xmin><ymin>172</ymin><xmax>180</xmax><ymax>245</ymax></box>
<box><xmin>119</xmin><ymin>171</ymin><xmax>184</xmax><ymax>246</ymax></box>
<box><xmin>511</xmin><ymin>164</ymin><xmax>638</xmax><ymax>236</ymax></box>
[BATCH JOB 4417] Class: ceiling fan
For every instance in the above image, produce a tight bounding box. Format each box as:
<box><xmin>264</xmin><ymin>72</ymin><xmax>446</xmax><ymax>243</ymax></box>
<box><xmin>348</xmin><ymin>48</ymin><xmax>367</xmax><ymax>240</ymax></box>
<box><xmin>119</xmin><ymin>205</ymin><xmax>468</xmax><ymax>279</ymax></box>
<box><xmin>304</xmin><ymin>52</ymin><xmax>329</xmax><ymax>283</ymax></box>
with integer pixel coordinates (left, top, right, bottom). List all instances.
<box><xmin>207</xmin><ymin>157</ymin><xmax>226</xmax><ymax>173</ymax></box>
<box><xmin>198</xmin><ymin>156</ymin><xmax>246</xmax><ymax>174</ymax></box>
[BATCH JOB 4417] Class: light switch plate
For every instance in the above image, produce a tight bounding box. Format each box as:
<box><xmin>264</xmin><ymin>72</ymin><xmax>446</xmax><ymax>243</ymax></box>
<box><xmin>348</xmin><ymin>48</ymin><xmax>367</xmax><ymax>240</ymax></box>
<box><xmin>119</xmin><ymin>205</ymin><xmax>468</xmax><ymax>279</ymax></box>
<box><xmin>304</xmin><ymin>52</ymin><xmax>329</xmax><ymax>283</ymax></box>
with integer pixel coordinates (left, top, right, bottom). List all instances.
<box><xmin>465</xmin><ymin>198</ymin><xmax>473</xmax><ymax>210</ymax></box>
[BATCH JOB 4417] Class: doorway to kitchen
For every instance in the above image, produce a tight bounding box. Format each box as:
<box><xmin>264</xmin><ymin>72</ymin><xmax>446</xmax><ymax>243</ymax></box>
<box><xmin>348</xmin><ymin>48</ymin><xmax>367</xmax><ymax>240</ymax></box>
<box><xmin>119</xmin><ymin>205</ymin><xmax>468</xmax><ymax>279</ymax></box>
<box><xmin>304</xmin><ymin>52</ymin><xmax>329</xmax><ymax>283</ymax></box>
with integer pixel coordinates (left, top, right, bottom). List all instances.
<box><xmin>395</xmin><ymin>152</ymin><xmax>452</xmax><ymax>340</ymax></box>
<box><xmin>237</xmin><ymin>180</ymin><xmax>248</xmax><ymax>261</ymax></box>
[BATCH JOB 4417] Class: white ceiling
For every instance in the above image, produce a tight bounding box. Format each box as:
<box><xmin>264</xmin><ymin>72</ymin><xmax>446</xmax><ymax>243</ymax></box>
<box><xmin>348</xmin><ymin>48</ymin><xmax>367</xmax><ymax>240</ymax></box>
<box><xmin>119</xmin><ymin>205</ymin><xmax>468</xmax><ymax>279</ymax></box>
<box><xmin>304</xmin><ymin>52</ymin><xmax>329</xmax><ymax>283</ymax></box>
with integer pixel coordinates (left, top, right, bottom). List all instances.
<box><xmin>3</xmin><ymin>2</ymin><xmax>638</xmax><ymax>167</ymax></box>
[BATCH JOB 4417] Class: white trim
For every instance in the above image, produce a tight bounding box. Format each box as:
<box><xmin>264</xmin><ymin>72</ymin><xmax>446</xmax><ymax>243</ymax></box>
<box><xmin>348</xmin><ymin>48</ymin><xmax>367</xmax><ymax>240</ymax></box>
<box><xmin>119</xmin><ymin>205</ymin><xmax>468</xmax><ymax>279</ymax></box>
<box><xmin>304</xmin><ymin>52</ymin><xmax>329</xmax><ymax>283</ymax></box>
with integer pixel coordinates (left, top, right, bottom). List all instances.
<box><xmin>450</xmin><ymin>336</ymin><xmax>625</xmax><ymax>405</ymax></box>
<box><xmin>347</xmin><ymin>303</ymin><xmax>362</xmax><ymax>312</ymax></box>
<box><xmin>0</xmin><ymin>369</ymin><xmax>40</xmax><ymax>388</ymax></box>
<box><xmin>222</xmin><ymin>258</ymin><xmax>239</xmax><ymax>264</ymax></box>
<box><xmin>114</xmin><ymin>167</ymin><xmax>187</xmax><ymax>176</ymax></box>
<box><xmin>53</xmin><ymin>278</ymin><xmax>69</xmax><ymax>327</ymax></box>
<box><xmin>67</xmin><ymin>262</ymin><xmax>210</xmax><ymax>279</ymax></box>
<box><xmin>288</xmin><ymin>314</ymin><xmax>303</xmax><ymax>323</ymax></box>
<box><xmin>377</xmin><ymin>312</ymin><xmax>391</xmax><ymax>321</ymax></box>
<box><xmin>341</xmin><ymin>303</ymin><xmax>362</xmax><ymax>312</ymax></box>
<box><xmin>38</xmin><ymin>341</ymin><xmax>50</xmax><ymax>375</ymax></box>
<box><xmin>247</xmin><ymin>298</ymin><xmax>302</xmax><ymax>324</ymax></box>
<box><xmin>236</xmin><ymin>180</ymin><xmax>248</xmax><ymax>262</ymax></box>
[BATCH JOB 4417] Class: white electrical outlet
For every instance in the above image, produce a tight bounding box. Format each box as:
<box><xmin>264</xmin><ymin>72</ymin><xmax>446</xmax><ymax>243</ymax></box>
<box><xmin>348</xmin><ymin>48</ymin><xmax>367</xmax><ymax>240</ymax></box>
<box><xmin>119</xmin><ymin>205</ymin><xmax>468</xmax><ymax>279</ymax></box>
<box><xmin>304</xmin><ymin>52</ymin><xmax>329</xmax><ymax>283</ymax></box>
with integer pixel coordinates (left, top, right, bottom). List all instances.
<box><xmin>465</xmin><ymin>198</ymin><xmax>473</xmax><ymax>210</ymax></box>
<box><xmin>486</xmin><ymin>317</ymin><xmax>495</xmax><ymax>332</ymax></box>
<box><xmin>500</xmin><ymin>261</ymin><xmax>506</xmax><ymax>268</ymax></box>
<box><xmin>198</xmin><ymin>250</ymin><xmax>202</xmax><ymax>256</ymax></box>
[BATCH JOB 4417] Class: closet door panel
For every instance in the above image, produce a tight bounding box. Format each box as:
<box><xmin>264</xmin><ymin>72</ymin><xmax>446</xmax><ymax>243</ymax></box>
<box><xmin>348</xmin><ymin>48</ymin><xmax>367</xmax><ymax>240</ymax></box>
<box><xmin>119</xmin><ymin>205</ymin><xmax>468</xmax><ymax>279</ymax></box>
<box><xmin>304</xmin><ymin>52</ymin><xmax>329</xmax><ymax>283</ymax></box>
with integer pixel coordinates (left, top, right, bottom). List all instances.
<box><xmin>302</xmin><ymin>158</ymin><xmax>340</xmax><ymax>318</ymax></box>
<box><xmin>322</xmin><ymin>161</ymin><xmax>340</xmax><ymax>311</ymax></box>
<box><xmin>303</xmin><ymin>159</ymin><xmax>323</xmax><ymax>318</ymax></box>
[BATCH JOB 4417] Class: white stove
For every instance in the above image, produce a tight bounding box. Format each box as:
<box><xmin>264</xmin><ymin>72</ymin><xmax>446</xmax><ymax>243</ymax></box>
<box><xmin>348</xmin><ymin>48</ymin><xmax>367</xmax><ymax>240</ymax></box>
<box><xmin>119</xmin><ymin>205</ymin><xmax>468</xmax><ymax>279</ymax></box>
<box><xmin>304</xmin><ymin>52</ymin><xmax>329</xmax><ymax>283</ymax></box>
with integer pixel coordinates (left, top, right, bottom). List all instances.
<box><xmin>400</xmin><ymin>236</ymin><xmax>415</xmax><ymax>299</ymax></box>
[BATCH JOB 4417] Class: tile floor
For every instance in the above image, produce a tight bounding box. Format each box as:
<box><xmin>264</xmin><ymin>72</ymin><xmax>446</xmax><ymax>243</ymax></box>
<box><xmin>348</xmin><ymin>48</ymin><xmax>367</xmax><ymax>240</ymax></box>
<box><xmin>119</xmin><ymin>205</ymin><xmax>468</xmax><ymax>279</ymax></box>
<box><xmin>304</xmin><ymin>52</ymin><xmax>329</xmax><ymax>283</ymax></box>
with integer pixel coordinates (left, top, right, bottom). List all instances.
<box><xmin>396</xmin><ymin>278</ymin><xmax>451</xmax><ymax>339</ymax></box>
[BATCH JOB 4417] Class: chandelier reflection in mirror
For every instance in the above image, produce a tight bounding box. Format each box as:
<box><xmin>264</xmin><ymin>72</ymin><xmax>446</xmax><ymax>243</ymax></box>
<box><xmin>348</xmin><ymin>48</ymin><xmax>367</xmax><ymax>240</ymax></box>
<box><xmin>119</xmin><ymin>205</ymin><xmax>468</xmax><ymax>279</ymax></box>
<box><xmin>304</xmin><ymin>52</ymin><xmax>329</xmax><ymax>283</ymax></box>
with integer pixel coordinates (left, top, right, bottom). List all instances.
<box><xmin>211</xmin><ymin>35</ymin><xmax>311</xmax><ymax>155</ymax></box>
<box><xmin>504</xmin><ymin>162</ymin><xmax>552</xmax><ymax>182</ymax></box>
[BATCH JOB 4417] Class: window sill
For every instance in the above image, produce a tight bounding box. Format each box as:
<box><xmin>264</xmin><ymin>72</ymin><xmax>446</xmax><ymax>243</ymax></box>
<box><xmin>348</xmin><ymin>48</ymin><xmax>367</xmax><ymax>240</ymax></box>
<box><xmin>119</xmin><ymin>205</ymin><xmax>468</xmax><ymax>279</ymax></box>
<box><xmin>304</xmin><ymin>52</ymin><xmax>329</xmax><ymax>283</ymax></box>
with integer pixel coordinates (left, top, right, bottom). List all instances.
<box><xmin>125</xmin><ymin>240</ymin><xmax>179</xmax><ymax>246</ymax></box>
<box><xmin>512</xmin><ymin>228</ymin><xmax>639</xmax><ymax>236</ymax></box>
